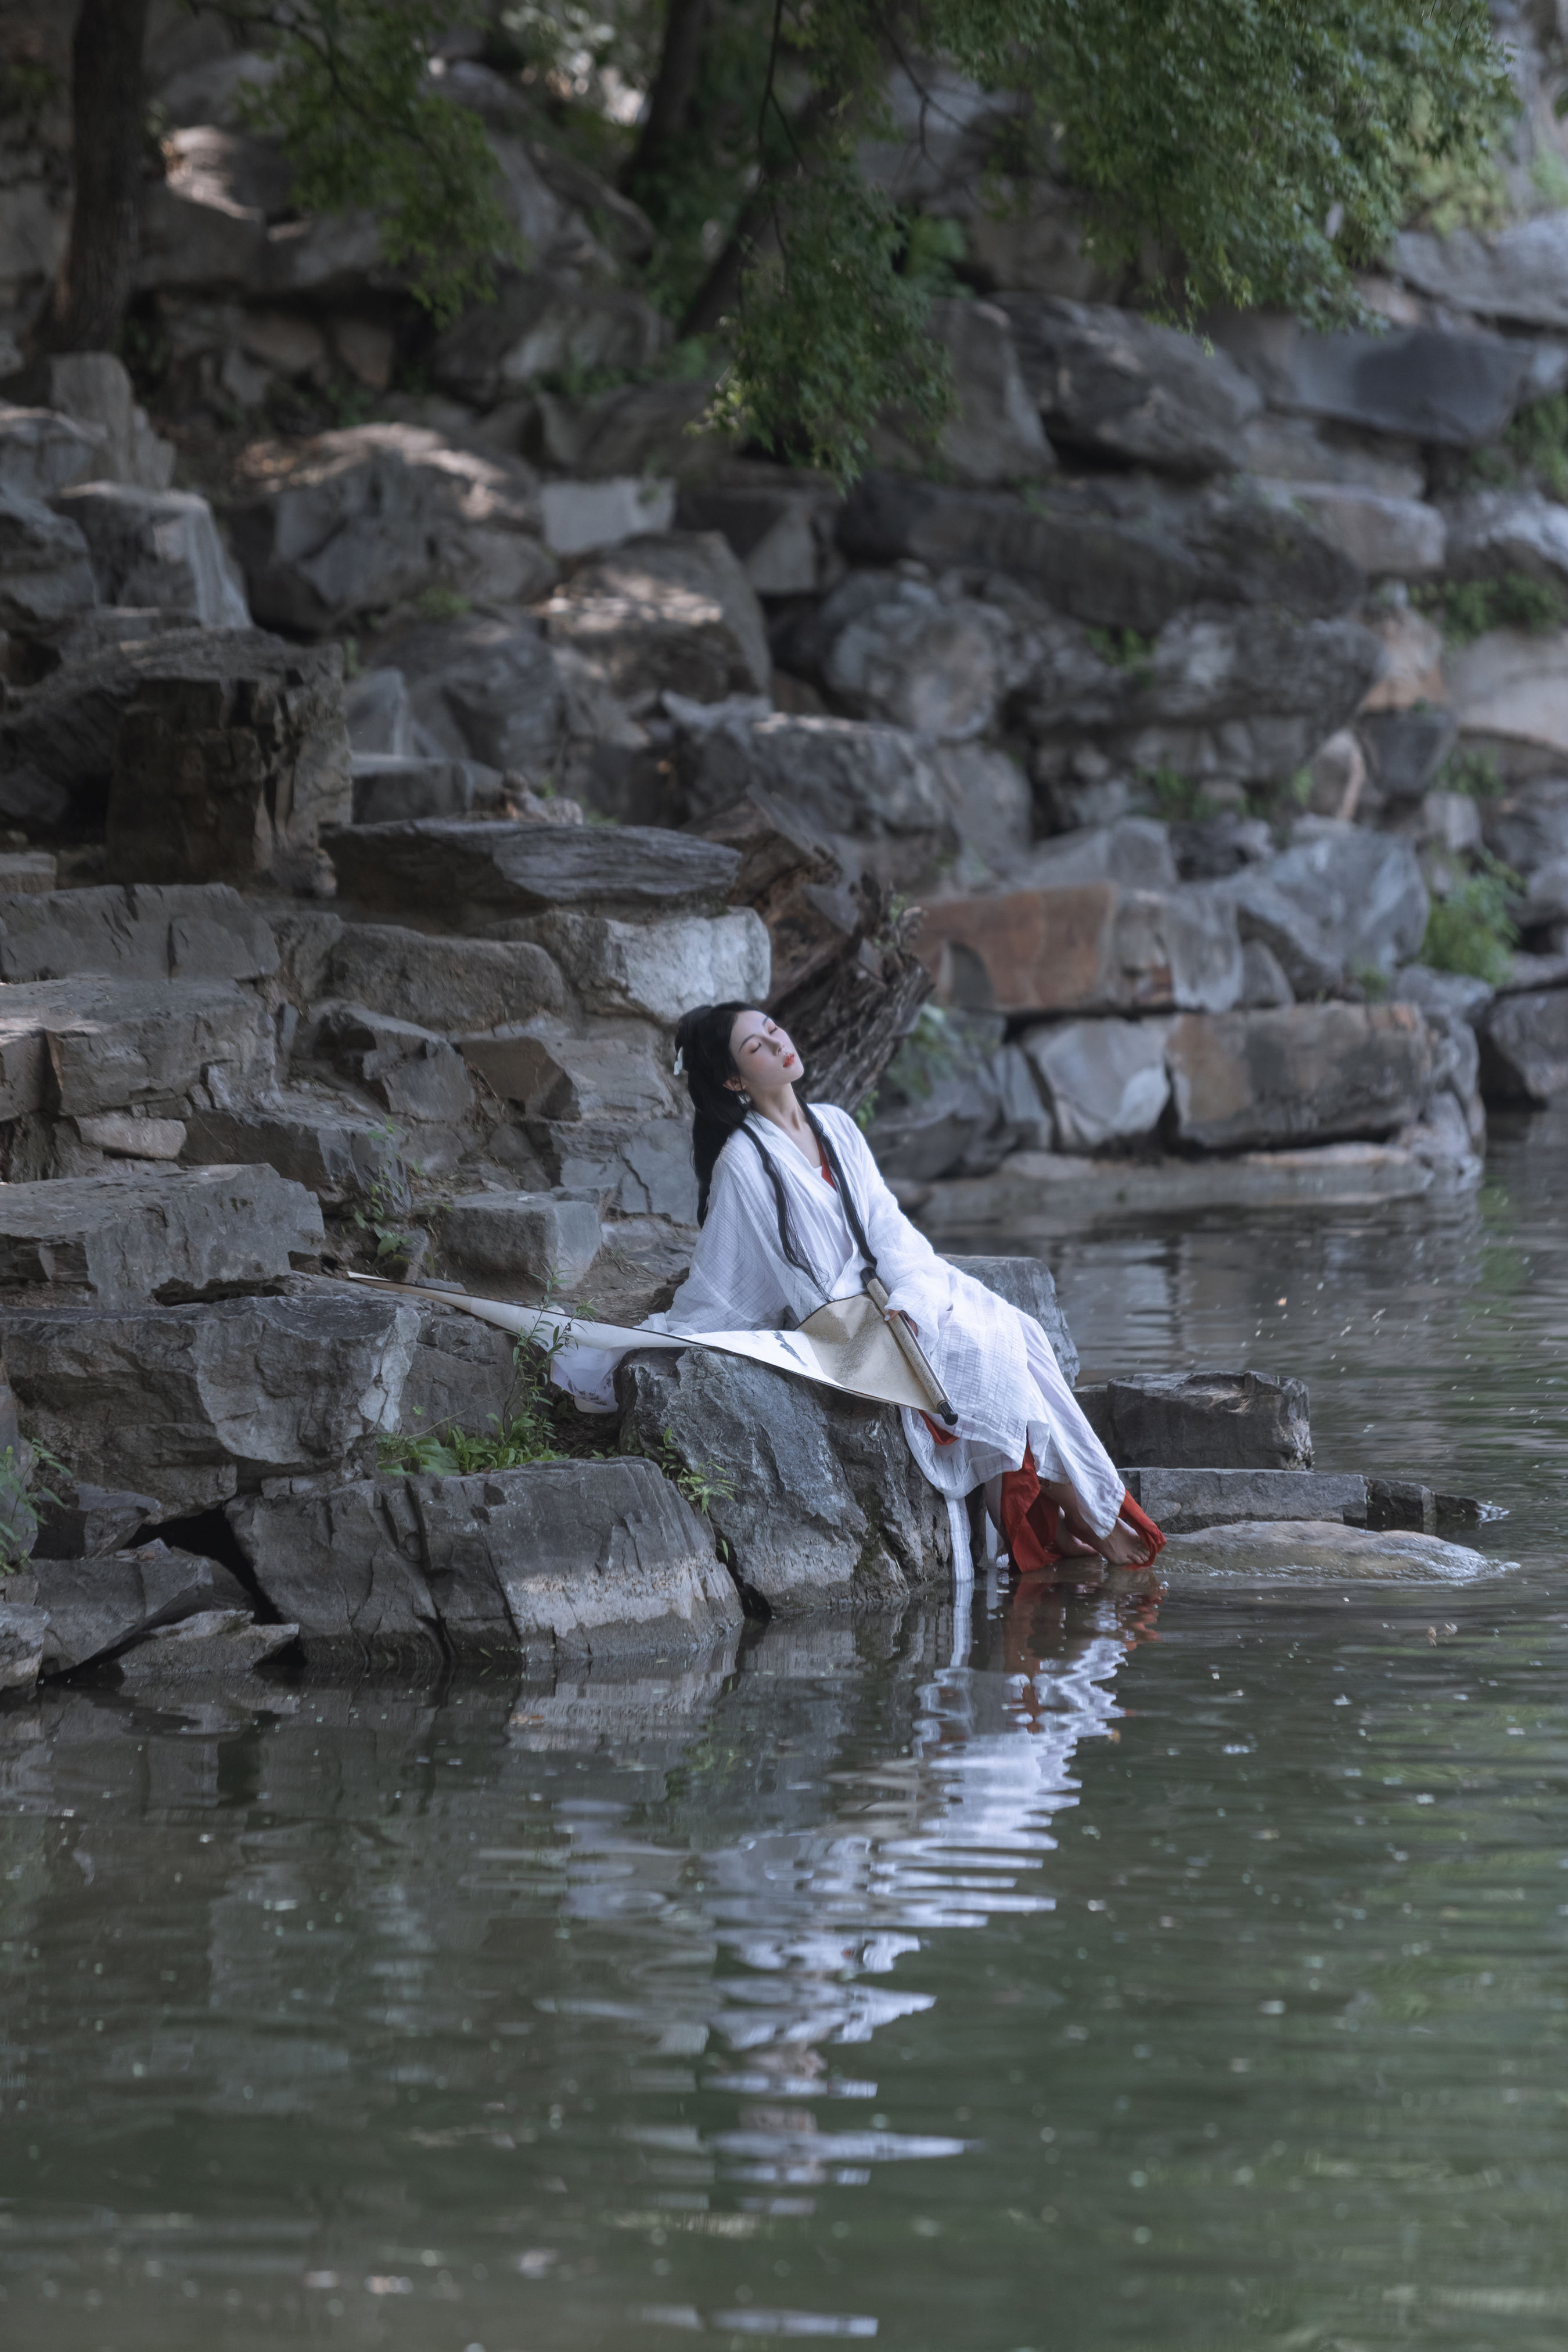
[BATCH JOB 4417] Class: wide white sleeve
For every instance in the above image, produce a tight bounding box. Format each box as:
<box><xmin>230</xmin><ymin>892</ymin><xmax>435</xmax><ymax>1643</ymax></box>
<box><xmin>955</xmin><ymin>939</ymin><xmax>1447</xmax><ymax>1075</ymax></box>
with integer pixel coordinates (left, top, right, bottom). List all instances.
<box><xmin>821</xmin><ymin>1106</ymin><xmax>945</xmax><ymax>1321</ymax></box>
<box><xmin>660</xmin><ymin>1142</ymin><xmax>794</xmax><ymax>1335</ymax></box>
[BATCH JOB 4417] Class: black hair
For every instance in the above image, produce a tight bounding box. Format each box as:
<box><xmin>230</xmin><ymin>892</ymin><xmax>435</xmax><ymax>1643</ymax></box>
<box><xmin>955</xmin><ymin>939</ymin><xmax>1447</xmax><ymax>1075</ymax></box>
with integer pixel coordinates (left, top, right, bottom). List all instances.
<box><xmin>675</xmin><ymin>1001</ymin><xmax>837</xmax><ymax>1298</ymax></box>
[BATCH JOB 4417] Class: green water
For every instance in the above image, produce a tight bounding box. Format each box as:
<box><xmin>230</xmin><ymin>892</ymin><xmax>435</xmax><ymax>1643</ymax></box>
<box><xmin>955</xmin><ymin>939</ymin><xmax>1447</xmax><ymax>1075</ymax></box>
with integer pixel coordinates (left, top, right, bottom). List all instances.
<box><xmin>2</xmin><ymin>1105</ymin><xmax>1565</xmax><ymax>2352</ymax></box>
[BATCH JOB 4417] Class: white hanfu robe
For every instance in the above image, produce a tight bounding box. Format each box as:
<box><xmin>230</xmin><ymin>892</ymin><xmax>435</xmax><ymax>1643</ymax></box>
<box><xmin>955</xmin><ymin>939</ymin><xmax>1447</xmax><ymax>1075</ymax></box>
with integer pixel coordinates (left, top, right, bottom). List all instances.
<box><xmin>557</xmin><ymin>1103</ymin><xmax>1124</xmax><ymax>1542</ymax></box>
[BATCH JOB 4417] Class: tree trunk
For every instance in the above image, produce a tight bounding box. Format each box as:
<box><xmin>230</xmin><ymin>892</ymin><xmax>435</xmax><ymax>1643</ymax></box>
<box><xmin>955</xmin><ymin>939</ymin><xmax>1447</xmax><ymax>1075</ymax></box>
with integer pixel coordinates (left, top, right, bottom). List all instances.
<box><xmin>46</xmin><ymin>0</ymin><xmax>152</xmax><ymax>353</ymax></box>
<box><xmin>622</xmin><ymin>0</ymin><xmax>710</xmax><ymax>196</ymax></box>
<box><xmin>777</xmin><ymin>896</ymin><xmax>933</xmax><ymax>1116</ymax></box>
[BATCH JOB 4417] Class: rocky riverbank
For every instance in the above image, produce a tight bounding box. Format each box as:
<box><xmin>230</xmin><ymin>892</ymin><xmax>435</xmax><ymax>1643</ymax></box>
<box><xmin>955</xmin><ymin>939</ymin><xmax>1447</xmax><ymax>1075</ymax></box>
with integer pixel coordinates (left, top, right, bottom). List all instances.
<box><xmin>0</xmin><ymin>3</ymin><xmax>1556</xmax><ymax>1691</ymax></box>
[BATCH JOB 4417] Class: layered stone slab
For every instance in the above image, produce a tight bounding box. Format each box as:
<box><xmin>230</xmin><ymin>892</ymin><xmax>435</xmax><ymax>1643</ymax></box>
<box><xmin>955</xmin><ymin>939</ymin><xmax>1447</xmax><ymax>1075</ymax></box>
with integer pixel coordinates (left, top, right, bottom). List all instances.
<box><xmin>1122</xmin><ymin>1466</ymin><xmax>1366</xmax><ymax>1533</ymax></box>
<box><xmin>0</xmin><ymin>1287</ymin><xmax>421</xmax><ymax>1514</ymax></box>
<box><xmin>0</xmin><ymin>976</ymin><xmax>275</xmax><ymax>1120</ymax></box>
<box><xmin>0</xmin><ymin>1166</ymin><xmax>324</xmax><ymax>1308</ymax></box>
<box><xmin>326</xmin><ymin>817</ymin><xmax>740</xmax><ymax>926</ymax></box>
<box><xmin>227</xmin><ymin>1458</ymin><xmax>742</xmax><ymax>1667</ymax></box>
<box><xmin>1165</xmin><ymin>1001</ymin><xmax>1434</xmax><ymax>1152</ymax></box>
<box><xmin>0</xmin><ymin>881</ymin><xmax>279</xmax><ymax>984</ymax></box>
<box><xmin>1077</xmin><ymin>1372</ymin><xmax>1312</xmax><ymax>1471</ymax></box>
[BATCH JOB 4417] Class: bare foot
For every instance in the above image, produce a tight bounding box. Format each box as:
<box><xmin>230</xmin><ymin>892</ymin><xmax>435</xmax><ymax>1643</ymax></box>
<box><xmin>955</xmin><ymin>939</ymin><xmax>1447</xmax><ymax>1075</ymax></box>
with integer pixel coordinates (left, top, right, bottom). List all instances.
<box><xmin>1095</xmin><ymin>1513</ymin><xmax>1154</xmax><ymax>1569</ymax></box>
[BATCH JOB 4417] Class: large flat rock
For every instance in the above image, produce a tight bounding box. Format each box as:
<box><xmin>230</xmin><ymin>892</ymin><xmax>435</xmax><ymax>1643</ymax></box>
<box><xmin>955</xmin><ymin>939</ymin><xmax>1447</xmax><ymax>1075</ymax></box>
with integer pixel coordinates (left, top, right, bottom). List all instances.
<box><xmin>326</xmin><ymin>818</ymin><xmax>741</xmax><ymax>925</ymax></box>
<box><xmin>0</xmin><ymin>976</ymin><xmax>275</xmax><ymax>1120</ymax></box>
<box><xmin>0</xmin><ymin>882</ymin><xmax>279</xmax><ymax>984</ymax></box>
<box><xmin>905</xmin><ymin>1139</ymin><xmax>1445</xmax><ymax>1231</ymax></box>
<box><xmin>1078</xmin><ymin>1371</ymin><xmax>1311</xmax><ymax>1471</ymax></box>
<box><xmin>228</xmin><ymin>1458</ymin><xmax>742</xmax><ymax>1667</ymax></box>
<box><xmin>1124</xmin><ymin>1466</ymin><xmax>1364</xmax><ymax>1532</ymax></box>
<box><xmin>1157</xmin><ymin>1519</ymin><xmax>1502</xmax><ymax>1584</ymax></box>
<box><xmin>0</xmin><ymin>1286</ymin><xmax>422</xmax><ymax>1515</ymax></box>
<box><xmin>916</xmin><ymin>881</ymin><xmax>1242</xmax><ymax>1016</ymax></box>
<box><xmin>0</xmin><ymin>1166</ymin><xmax>324</xmax><ymax>1308</ymax></box>
<box><xmin>31</xmin><ymin>1542</ymin><xmax>250</xmax><ymax>1674</ymax></box>
<box><xmin>1166</xmin><ymin>1002</ymin><xmax>1433</xmax><ymax>1152</ymax></box>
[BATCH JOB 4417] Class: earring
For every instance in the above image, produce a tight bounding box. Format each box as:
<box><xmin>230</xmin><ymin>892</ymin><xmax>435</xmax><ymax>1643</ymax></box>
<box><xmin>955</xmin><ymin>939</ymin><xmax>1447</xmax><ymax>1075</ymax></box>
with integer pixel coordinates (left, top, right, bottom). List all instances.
<box><xmin>737</xmin><ymin>1091</ymin><xmax>751</xmax><ymax>1106</ymax></box>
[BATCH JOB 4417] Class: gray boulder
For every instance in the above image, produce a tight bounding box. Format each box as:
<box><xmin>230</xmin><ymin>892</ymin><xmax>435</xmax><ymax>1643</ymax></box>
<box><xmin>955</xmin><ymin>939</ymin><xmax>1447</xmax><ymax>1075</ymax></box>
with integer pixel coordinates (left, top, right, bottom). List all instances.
<box><xmin>0</xmin><ymin>976</ymin><xmax>275</xmax><ymax>1122</ymax></box>
<box><xmin>1442</xmin><ymin>488</ymin><xmax>1568</xmax><ymax>594</ymax></box>
<box><xmin>226</xmin><ymin>425</ymin><xmax>545</xmax><ymax>631</ymax></box>
<box><xmin>677</xmin><ymin>707</ymin><xmax>954</xmax><ymax>843</ymax></box>
<box><xmin>1358</xmin><ymin>706</ymin><xmax>1458</xmax><ymax>807</ymax></box>
<box><xmin>456</xmin><ymin>1016</ymin><xmax>678</xmax><ymax>1122</ymax></box>
<box><xmin>1165</xmin><ymin>1002</ymin><xmax>1435</xmax><ymax>1150</ymax></box>
<box><xmin>542</xmin><ymin>532</ymin><xmax>771</xmax><ymax>711</ymax></box>
<box><xmin>327</xmin><ymin>818</ymin><xmax>740</xmax><ymax>926</ymax></box>
<box><xmin>1484</xmin><ymin>777</ymin><xmax>1568</xmax><ymax>879</ymax></box>
<box><xmin>180</xmin><ymin>1098</ymin><xmax>402</xmax><ymax>1203</ymax></box>
<box><xmin>1391</xmin><ymin>215</ymin><xmax>1568</xmax><ymax>332</ymax></box>
<box><xmin>946</xmin><ymin>1253</ymin><xmax>1078</xmax><ymax>1386</ymax></box>
<box><xmin>0</xmin><ymin>882</ymin><xmax>279</xmax><ymax>986</ymax></box>
<box><xmin>1476</xmin><ymin>988</ymin><xmax>1568</xmax><ymax>1102</ymax></box>
<box><xmin>0</xmin><ymin>1167</ymin><xmax>323</xmax><ymax>1309</ymax></box>
<box><xmin>1075</xmin><ymin>1370</ymin><xmax>1311</xmax><ymax>1469</ymax></box>
<box><xmin>0</xmin><ymin>484</ymin><xmax>97</xmax><ymax>633</ymax></box>
<box><xmin>113</xmin><ymin>1608</ymin><xmax>299</xmax><ymax>1692</ymax></box>
<box><xmin>1210</xmin><ymin>313</ymin><xmax>1533</xmax><ymax>447</ymax></box>
<box><xmin>369</xmin><ymin>612</ymin><xmax>565</xmax><ymax>781</ymax></box>
<box><xmin>866</xmin><ymin>1048</ymin><xmax>1051</xmax><ymax>1188</ymax></box>
<box><xmin>431</xmin><ymin>268</ymin><xmax>667</xmax><ymax>407</ymax></box>
<box><xmin>677</xmin><ymin>469</ymin><xmax>844</xmax><ymax>598</ymax></box>
<box><xmin>1122</xmin><ymin>1466</ymin><xmax>1366</xmax><ymax>1533</ymax></box>
<box><xmin>535</xmin><ymin>1115</ymin><xmax>699</xmax><ymax>1221</ymax></box>
<box><xmin>228</xmin><ymin>1457</ymin><xmax>739</xmax><ymax>1666</ymax></box>
<box><xmin>1239</xmin><ymin>940</ymin><xmax>1294</xmax><ymax>1008</ymax></box>
<box><xmin>312</xmin><ymin>1002</ymin><xmax>475</xmax><ymax>1129</ymax></box>
<box><xmin>350</xmin><ymin>754</ymin><xmax>496</xmax><ymax>826</ymax></box>
<box><xmin>1017</xmin><ymin>817</ymin><xmax>1177</xmax><ymax>890</ymax></box>
<box><xmin>33</xmin><ymin>1483</ymin><xmax>162</xmax><ymax>1559</ymax></box>
<box><xmin>31</xmin><ymin>1542</ymin><xmax>250</xmax><ymax>1674</ymax></box>
<box><xmin>616</xmin><ymin>1348</ymin><xmax>954</xmax><ymax>1614</ymax></box>
<box><xmin>1219</xmin><ymin>824</ymin><xmax>1429</xmax><ymax>995</ymax></box>
<box><xmin>102</xmin><ymin>634</ymin><xmax>353</xmax><ymax>891</ymax></box>
<box><xmin>323</xmin><ymin>923</ymin><xmax>566</xmax><ymax>1034</ymax></box>
<box><xmin>878</xmin><ymin>297</ymin><xmax>1055</xmax><ymax>486</ymax></box>
<box><xmin>0</xmin><ymin>1286</ymin><xmax>422</xmax><ymax>1514</ymax></box>
<box><xmin>0</xmin><ymin>402</ymin><xmax>107</xmax><ymax>499</ymax></box>
<box><xmin>510</xmin><ymin>908</ymin><xmax>769</xmax><ymax>1025</ymax></box>
<box><xmin>8</xmin><ymin>351</ymin><xmax>174</xmax><ymax>491</ymax></box>
<box><xmin>343</xmin><ymin>666</ymin><xmax>413</xmax><ymax>756</ymax></box>
<box><xmin>396</xmin><ymin>1302</ymin><xmax>516</xmax><ymax>1443</ymax></box>
<box><xmin>838</xmin><ymin>470</ymin><xmax>1362</xmax><ymax>632</ymax></box>
<box><xmin>1258</xmin><ymin>481</ymin><xmax>1445</xmax><ymax>578</ymax></box>
<box><xmin>52</xmin><ymin>484</ymin><xmax>249</xmax><ymax>628</ymax></box>
<box><xmin>1022</xmin><ymin>1015</ymin><xmax>1174</xmax><ymax>1152</ymax></box>
<box><xmin>1017</xmin><ymin>611</ymin><xmax>1383</xmax><ymax>788</ymax></box>
<box><xmin>998</xmin><ymin>295</ymin><xmax>1262</xmax><ymax>472</ymax></box>
<box><xmin>0</xmin><ymin>1604</ymin><xmax>48</xmax><ymax>1693</ymax></box>
<box><xmin>439</xmin><ymin>1189</ymin><xmax>602</xmax><ymax>1289</ymax></box>
<box><xmin>819</xmin><ymin>578</ymin><xmax>1016</xmax><ymax>741</ymax></box>
<box><xmin>1156</xmin><ymin>1520</ymin><xmax>1494</xmax><ymax>1585</ymax></box>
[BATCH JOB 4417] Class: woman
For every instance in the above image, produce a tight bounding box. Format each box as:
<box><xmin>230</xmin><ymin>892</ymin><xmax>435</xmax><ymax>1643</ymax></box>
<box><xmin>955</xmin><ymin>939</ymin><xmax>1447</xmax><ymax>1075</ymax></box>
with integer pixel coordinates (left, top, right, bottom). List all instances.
<box><xmin>638</xmin><ymin>1001</ymin><xmax>1163</xmax><ymax>1577</ymax></box>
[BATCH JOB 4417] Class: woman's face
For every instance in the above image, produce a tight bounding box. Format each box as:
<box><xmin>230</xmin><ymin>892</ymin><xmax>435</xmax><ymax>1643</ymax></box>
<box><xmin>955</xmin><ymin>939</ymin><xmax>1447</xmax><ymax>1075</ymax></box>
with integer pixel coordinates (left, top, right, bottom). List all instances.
<box><xmin>728</xmin><ymin>1008</ymin><xmax>802</xmax><ymax>1093</ymax></box>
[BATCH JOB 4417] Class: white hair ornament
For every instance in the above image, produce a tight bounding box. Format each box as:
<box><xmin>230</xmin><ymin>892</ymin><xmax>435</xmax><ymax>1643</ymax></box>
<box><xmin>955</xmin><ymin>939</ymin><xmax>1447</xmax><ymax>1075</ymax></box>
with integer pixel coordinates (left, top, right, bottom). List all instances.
<box><xmin>672</xmin><ymin>1046</ymin><xmax>685</xmax><ymax>1077</ymax></box>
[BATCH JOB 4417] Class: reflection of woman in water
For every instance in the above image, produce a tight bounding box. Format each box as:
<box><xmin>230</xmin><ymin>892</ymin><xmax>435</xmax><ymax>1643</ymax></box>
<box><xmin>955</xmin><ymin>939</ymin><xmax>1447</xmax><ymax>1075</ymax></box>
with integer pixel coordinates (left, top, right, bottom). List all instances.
<box><xmin>652</xmin><ymin>1002</ymin><xmax>1164</xmax><ymax>1575</ymax></box>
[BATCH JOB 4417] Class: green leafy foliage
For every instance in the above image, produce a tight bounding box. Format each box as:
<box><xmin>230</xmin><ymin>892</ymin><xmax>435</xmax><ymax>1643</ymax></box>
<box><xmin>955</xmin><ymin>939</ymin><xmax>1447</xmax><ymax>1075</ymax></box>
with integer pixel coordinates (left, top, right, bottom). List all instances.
<box><xmin>1420</xmin><ymin>854</ymin><xmax>1520</xmax><ymax>985</ymax></box>
<box><xmin>1436</xmin><ymin>747</ymin><xmax>1504</xmax><ymax>800</ymax></box>
<box><xmin>219</xmin><ymin>0</ymin><xmax>522</xmax><ymax>325</ymax></box>
<box><xmin>1470</xmin><ymin>391</ymin><xmax>1568</xmax><ymax>501</ymax></box>
<box><xmin>1414</xmin><ymin>570</ymin><xmax>1568</xmax><ymax>644</ymax></box>
<box><xmin>0</xmin><ymin>1441</ymin><xmax>67</xmax><ymax>1576</ymax></box>
<box><xmin>709</xmin><ymin>160</ymin><xmax>952</xmax><ymax>485</ymax></box>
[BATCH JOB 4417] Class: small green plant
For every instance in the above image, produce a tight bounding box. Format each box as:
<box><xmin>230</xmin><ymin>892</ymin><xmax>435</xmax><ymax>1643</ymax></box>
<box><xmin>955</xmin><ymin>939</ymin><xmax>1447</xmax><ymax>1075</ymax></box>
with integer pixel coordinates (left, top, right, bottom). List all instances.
<box><xmin>641</xmin><ymin>1429</ymin><xmax>737</xmax><ymax>1518</ymax></box>
<box><xmin>379</xmin><ymin>1292</ymin><xmax>577</xmax><ymax>1474</ymax></box>
<box><xmin>1420</xmin><ymin>854</ymin><xmax>1520</xmax><ymax>986</ymax></box>
<box><xmin>1414</xmin><ymin>571</ymin><xmax>1568</xmax><ymax>645</ymax></box>
<box><xmin>350</xmin><ymin>1150</ymin><xmax>416</xmax><ymax>1263</ymax></box>
<box><xmin>413</xmin><ymin>585</ymin><xmax>471</xmax><ymax>625</ymax></box>
<box><xmin>1434</xmin><ymin>747</ymin><xmax>1503</xmax><ymax>800</ymax></box>
<box><xmin>883</xmin><ymin>1004</ymin><xmax>962</xmax><ymax>1105</ymax></box>
<box><xmin>1141</xmin><ymin>761</ymin><xmax>1216</xmax><ymax>823</ymax></box>
<box><xmin>0</xmin><ymin>1441</ymin><xmax>66</xmax><ymax>1574</ymax></box>
<box><xmin>1085</xmin><ymin>625</ymin><xmax>1156</xmax><ymax>688</ymax></box>
<box><xmin>1351</xmin><ymin>962</ymin><xmax>1390</xmax><ymax>1001</ymax></box>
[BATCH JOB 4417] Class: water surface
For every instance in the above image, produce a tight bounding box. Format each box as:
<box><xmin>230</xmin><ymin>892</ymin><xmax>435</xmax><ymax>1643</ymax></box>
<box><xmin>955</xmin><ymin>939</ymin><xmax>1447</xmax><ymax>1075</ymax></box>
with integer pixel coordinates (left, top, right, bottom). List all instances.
<box><xmin>2</xmin><ymin>1105</ymin><xmax>1565</xmax><ymax>2352</ymax></box>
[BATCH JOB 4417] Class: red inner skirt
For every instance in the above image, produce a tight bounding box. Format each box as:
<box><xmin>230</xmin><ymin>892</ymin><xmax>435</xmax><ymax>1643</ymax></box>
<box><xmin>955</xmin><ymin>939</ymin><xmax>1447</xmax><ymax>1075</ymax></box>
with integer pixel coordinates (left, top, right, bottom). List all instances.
<box><xmin>999</xmin><ymin>1456</ymin><xmax>1165</xmax><ymax>1574</ymax></box>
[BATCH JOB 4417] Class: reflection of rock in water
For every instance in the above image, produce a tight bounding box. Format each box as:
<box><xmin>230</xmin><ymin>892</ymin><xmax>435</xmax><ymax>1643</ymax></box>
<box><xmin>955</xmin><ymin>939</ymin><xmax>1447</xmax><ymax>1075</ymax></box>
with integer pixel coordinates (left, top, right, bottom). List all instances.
<box><xmin>0</xmin><ymin>1592</ymin><xmax>1127</xmax><ymax>2196</ymax></box>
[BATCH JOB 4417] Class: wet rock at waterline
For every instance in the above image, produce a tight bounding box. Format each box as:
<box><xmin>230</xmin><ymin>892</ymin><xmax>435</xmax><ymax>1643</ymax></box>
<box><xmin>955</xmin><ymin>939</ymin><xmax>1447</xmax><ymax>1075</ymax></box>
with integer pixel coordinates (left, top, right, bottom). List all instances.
<box><xmin>1122</xmin><ymin>1466</ymin><xmax>1365</xmax><ymax>1533</ymax></box>
<box><xmin>1156</xmin><ymin>1520</ymin><xmax>1502</xmax><ymax>1583</ymax></box>
<box><xmin>616</xmin><ymin>1348</ymin><xmax>955</xmax><ymax>1617</ymax></box>
<box><xmin>1077</xmin><ymin>1371</ymin><xmax>1312</xmax><ymax>1472</ymax></box>
<box><xmin>113</xmin><ymin>1609</ymin><xmax>300</xmax><ymax>1694</ymax></box>
<box><xmin>228</xmin><ymin>1459</ymin><xmax>740</xmax><ymax>1669</ymax></box>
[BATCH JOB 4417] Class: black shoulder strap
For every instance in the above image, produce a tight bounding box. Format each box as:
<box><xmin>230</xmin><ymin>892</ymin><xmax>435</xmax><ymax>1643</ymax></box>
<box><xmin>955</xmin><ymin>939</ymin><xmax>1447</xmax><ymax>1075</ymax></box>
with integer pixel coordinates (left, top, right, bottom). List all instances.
<box><xmin>805</xmin><ymin>1106</ymin><xmax>878</xmax><ymax>1283</ymax></box>
<box><xmin>742</xmin><ymin>1121</ymin><xmax>825</xmax><ymax>1298</ymax></box>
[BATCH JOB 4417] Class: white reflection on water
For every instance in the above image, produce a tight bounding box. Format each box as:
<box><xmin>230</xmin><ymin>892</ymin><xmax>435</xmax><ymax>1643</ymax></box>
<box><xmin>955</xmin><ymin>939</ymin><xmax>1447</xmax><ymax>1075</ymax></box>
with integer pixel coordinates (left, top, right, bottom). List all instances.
<box><xmin>541</xmin><ymin>1612</ymin><xmax>1130</xmax><ymax>2105</ymax></box>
